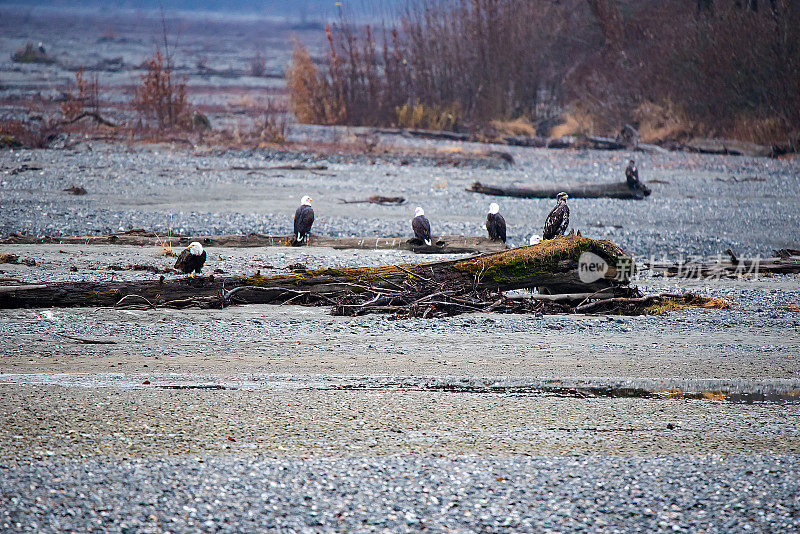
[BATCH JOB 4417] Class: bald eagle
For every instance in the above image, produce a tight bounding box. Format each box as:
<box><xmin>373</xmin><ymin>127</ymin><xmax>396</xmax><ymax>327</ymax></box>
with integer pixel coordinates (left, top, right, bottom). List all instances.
<box><xmin>486</xmin><ymin>202</ymin><xmax>506</xmax><ymax>242</ymax></box>
<box><xmin>543</xmin><ymin>192</ymin><xmax>569</xmax><ymax>240</ymax></box>
<box><xmin>174</xmin><ymin>241</ymin><xmax>206</xmax><ymax>277</ymax></box>
<box><xmin>412</xmin><ymin>207</ymin><xmax>432</xmax><ymax>246</ymax></box>
<box><xmin>625</xmin><ymin>160</ymin><xmax>642</xmax><ymax>189</ymax></box>
<box><xmin>294</xmin><ymin>195</ymin><xmax>314</xmax><ymax>244</ymax></box>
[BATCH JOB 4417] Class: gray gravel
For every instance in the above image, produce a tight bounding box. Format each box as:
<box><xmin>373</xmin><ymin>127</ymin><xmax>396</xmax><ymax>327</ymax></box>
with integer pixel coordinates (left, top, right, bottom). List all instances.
<box><xmin>2</xmin><ymin>142</ymin><xmax>798</xmax><ymax>258</ymax></box>
<box><xmin>2</xmin><ymin>455</ymin><xmax>798</xmax><ymax>533</ymax></box>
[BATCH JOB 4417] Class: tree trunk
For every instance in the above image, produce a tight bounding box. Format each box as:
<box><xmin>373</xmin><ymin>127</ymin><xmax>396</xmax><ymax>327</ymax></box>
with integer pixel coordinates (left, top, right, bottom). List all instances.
<box><xmin>467</xmin><ymin>181</ymin><xmax>651</xmax><ymax>200</ymax></box>
<box><xmin>0</xmin><ymin>232</ymin><xmax>508</xmax><ymax>254</ymax></box>
<box><xmin>0</xmin><ymin>236</ymin><xmax>631</xmax><ymax>310</ymax></box>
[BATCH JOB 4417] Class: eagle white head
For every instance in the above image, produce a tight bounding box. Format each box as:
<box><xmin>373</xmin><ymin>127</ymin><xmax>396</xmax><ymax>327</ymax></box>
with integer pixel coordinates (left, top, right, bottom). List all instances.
<box><xmin>529</xmin><ymin>234</ymin><xmax>542</xmax><ymax>246</ymax></box>
<box><xmin>414</xmin><ymin>207</ymin><xmax>425</xmax><ymax>217</ymax></box>
<box><xmin>187</xmin><ymin>242</ymin><xmax>204</xmax><ymax>255</ymax></box>
<box><xmin>488</xmin><ymin>202</ymin><xmax>500</xmax><ymax>215</ymax></box>
<box><xmin>556</xmin><ymin>192</ymin><xmax>569</xmax><ymax>202</ymax></box>
<box><xmin>301</xmin><ymin>195</ymin><xmax>313</xmax><ymax>206</ymax></box>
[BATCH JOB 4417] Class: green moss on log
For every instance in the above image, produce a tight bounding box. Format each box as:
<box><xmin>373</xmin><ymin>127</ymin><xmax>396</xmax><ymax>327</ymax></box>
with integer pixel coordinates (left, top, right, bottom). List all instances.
<box><xmin>454</xmin><ymin>236</ymin><xmax>626</xmax><ymax>284</ymax></box>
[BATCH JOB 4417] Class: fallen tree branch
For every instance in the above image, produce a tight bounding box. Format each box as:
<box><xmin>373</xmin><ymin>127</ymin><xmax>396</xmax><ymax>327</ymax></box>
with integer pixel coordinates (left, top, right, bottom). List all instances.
<box><xmin>0</xmin><ymin>232</ymin><xmax>506</xmax><ymax>254</ymax></box>
<box><xmin>0</xmin><ymin>237</ymin><xmax>632</xmax><ymax>316</ymax></box>
<box><xmin>60</xmin><ymin>111</ymin><xmax>118</xmax><ymax>128</ymax></box>
<box><xmin>338</xmin><ymin>195</ymin><xmax>406</xmax><ymax>205</ymax></box>
<box><xmin>56</xmin><ymin>333</ymin><xmax>117</xmax><ymax>344</ymax></box>
<box><xmin>467</xmin><ymin>181</ymin><xmax>651</xmax><ymax>200</ymax></box>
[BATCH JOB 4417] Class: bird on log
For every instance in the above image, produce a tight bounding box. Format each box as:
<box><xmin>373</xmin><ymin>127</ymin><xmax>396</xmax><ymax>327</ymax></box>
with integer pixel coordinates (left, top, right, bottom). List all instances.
<box><xmin>174</xmin><ymin>241</ymin><xmax>207</xmax><ymax>277</ymax></box>
<box><xmin>412</xmin><ymin>207</ymin><xmax>432</xmax><ymax>246</ymax></box>
<box><xmin>486</xmin><ymin>202</ymin><xmax>507</xmax><ymax>243</ymax></box>
<box><xmin>626</xmin><ymin>160</ymin><xmax>644</xmax><ymax>190</ymax></box>
<box><xmin>543</xmin><ymin>192</ymin><xmax>570</xmax><ymax>240</ymax></box>
<box><xmin>293</xmin><ymin>195</ymin><xmax>315</xmax><ymax>245</ymax></box>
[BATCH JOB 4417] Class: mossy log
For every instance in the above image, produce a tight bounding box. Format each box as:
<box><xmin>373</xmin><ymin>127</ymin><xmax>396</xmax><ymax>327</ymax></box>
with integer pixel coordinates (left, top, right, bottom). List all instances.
<box><xmin>467</xmin><ymin>181</ymin><xmax>651</xmax><ymax>200</ymax></box>
<box><xmin>0</xmin><ymin>236</ymin><xmax>630</xmax><ymax>310</ymax></box>
<box><xmin>0</xmin><ymin>231</ymin><xmax>507</xmax><ymax>254</ymax></box>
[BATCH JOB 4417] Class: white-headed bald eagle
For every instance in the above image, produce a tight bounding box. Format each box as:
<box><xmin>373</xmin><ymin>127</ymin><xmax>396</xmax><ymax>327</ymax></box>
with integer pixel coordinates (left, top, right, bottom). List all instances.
<box><xmin>174</xmin><ymin>241</ymin><xmax>206</xmax><ymax>277</ymax></box>
<box><xmin>294</xmin><ymin>195</ymin><xmax>314</xmax><ymax>244</ymax></box>
<box><xmin>412</xmin><ymin>206</ymin><xmax>432</xmax><ymax>246</ymax></box>
<box><xmin>543</xmin><ymin>192</ymin><xmax>569</xmax><ymax>240</ymax></box>
<box><xmin>486</xmin><ymin>202</ymin><xmax>506</xmax><ymax>242</ymax></box>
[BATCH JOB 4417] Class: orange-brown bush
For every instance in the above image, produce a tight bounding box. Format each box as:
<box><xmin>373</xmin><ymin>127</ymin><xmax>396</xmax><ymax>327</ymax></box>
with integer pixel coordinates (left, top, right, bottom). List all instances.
<box><xmin>286</xmin><ymin>40</ymin><xmax>344</xmax><ymax>125</ymax></box>
<box><xmin>132</xmin><ymin>50</ymin><xmax>190</xmax><ymax>130</ymax></box>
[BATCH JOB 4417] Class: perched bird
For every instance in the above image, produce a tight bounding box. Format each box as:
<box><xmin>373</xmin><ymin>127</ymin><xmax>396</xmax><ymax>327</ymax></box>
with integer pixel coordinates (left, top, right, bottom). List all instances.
<box><xmin>294</xmin><ymin>195</ymin><xmax>315</xmax><ymax>244</ymax></box>
<box><xmin>485</xmin><ymin>202</ymin><xmax>507</xmax><ymax>242</ymax></box>
<box><xmin>412</xmin><ymin>206</ymin><xmax>432</xmax><ymax>246</ymax></box>
<box><xmin>625</xmin><ymin>159</ymin><xmax>642</xmax><ymax>189</ymax></box>
<box><xmin>174</xmin><ymin>241</ymin><xmax>206</xmax><ymax>277</ymax></box>
<box><xmin>37</xmin><ymin>42</ymin><xmax>46</xmax><ymax>55</ymax></box>
<box><xmin>543</xmin><ymin>192</ymin><xmax>570</xmax><ymax>240</ymax></box>
<box><xmin>529</xmin><ymin>234</ymin><xmax>542</xmax><ymax>246</ymax></box>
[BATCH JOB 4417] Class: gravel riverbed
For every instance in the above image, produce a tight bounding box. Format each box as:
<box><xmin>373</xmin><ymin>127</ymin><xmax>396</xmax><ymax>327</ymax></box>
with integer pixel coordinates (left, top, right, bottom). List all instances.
<box><xmin>2</xmin><ymin>142</ymin><xmax>798</xmax><ymax>257</ymax></box>
<box><xmin>2</xmin><ymin>455</ymin><xmax>799</xmax><ymax>533</ymax></box>
<box><xmin>2</xmin><ymin>143</ymin><xmax>800</xmax><ymax>533</ymax></box>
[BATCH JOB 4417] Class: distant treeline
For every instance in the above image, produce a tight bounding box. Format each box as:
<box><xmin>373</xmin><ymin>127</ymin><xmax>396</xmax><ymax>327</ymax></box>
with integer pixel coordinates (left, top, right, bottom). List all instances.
<box><xmin>288</xmin><ymin>0</ymin><xmax>799</xmax><ymax>148</ymax></box>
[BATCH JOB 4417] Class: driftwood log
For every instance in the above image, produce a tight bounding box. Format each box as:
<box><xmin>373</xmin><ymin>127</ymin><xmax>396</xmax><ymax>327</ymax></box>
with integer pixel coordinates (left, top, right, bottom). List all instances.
<box><xmin>467</xmin><ymin>181</ymin><xmax>651</xmax><ymax>200</ymax></box>
<box><xmin>0</xmin><ymin>230</ymin><xmax>506</xmax><ymax>254</ymax></box>
<box><xmin>645</xmin><ymin>255</ymin><xmax>800</xmax><ymax>277</ymax></box>
<box><xmin>0</xmin><ymin>236</ymin><xmax>632</xmax><ymax>314</ymax></box>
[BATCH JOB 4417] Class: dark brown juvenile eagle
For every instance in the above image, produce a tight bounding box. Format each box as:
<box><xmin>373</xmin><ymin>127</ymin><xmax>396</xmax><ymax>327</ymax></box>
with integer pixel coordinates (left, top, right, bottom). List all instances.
<box><xmin>625</xmin><ymin>160</ymin><xmax>642</xmax><ymax>189</ymax></box>
<box><xmin>293</xmin><ymin>195</ymin><xmax>315</xmax><ymax>244</ymax></box>
<box><xmin>412</xmin><ymin>206</ymin><xmax>432</xmax><ymax>246</ymax></box>
<box><xmin>543</xmin><ymin>192</ymin><xmax>569</xmax><ymax>240</ymax></box>
<box><xmin>174</xmin><ymin>241</ymin><xmax>206</xmax><ymax>277</ymax></box>
<box><xmin>486</xmin><ymin>202</ymin><xmax>506</xmax><ymax>242</ymax></box>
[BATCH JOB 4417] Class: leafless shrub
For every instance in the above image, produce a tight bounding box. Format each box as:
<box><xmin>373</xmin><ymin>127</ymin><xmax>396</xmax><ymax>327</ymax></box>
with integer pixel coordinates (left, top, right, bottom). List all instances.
<box><xmin>61</xmin><ymin>68</ymin><xmax>100</xmax><ymax>121</ymax></box>
<box><xmin>132</xmin><ymin>12</ymin><xmax>191</xmax><ymax>131</ymax></box>
<box><xmin>247</xmin><ymin>52</ymin><xmax>266</xmax><ymax>77</ymax></box>
<box><xmin>288</xmin><ymin>0</ymin><xmax>799</xmax><ymax>146</ymax></box>
<box><xmin>0</xmin><ymin>116</ymin><xmax>63</xmax><ymax>149</ymax></box>
<box><xmin>253</xmin><ymin>98</ymin><xmax>291</xmax><ymax>144</ymax></box>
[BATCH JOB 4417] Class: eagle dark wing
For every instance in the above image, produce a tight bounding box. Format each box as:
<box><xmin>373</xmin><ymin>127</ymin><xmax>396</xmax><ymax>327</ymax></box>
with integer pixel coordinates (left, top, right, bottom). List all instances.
<box><xmin>486</xmin><ymin>213</ymin><xmax>506</xmax><ymax>242</ymax></box>
<box><xmin>294</xmin><ymin>206</ymin><xmax>315</xmax><ymax>240</ymax></box>
<box><xmin>543</xmin><ymin>203</ymin><xmax>569</xmax><ymax>240</ymax></box>
<box><xmin>194</xmin><ymin>250</ymin><xmax>207</xmax><ymax>274</ymax></box>
<box><xmin>174</xmin><ymin>248</ymin><xmax>192</xmax><ymax>273</ymax></box>
<box><xmin>174</xmin><ymin>249</ymin><xmax>206</xmax><ymax>274</ymax></box>
<box><xmin>626</xmin><ymin>164</ymin><xmax>640</xmax><ymax>188</ymax></box>
<box><xmin>412</xmin><ymin>215</ymin><xmax>431</xmax><ymax>243</ymax></box>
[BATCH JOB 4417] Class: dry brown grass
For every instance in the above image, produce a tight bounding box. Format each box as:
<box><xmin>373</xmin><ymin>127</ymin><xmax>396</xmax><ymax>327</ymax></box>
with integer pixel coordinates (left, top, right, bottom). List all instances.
<box><xmin>550</xmin><ymin>108</ymin><xmax>595</xmax><ymax>138</ymax></box>
<box><xmin>730</xmin><ymin>115</ymin><xmax>798</xmax><ymax>149</ymax></box>
<box><xmin>489</xmin><ymin>117</ymin><xmax>536</xmax><ymax>137</ymax></box>
<box><xmin>395</xmin><ymin>104</ymin><xmax>462</xmax><ymax>131</ymax></box>
<box><xmin>647</xmin><ymin>295</ymin><xmax>731</xmax><ymax>316</ymax></box>
<box><xmin>633</xmin><ymin>100</ymin><xmax>698</xmax><ymax>143</ymax></box>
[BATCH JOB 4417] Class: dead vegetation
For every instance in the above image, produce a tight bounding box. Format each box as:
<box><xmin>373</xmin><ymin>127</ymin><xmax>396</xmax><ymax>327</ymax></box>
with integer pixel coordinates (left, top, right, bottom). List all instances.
<box><xmin>132</xmin><ymin>50</ymin><xmax>190</xmax><ymax>131</ymax></box>
<box><xmin>285</xmin><ymin>0</ymin><xmax>799</xmax><ymax>150</ymax></box>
